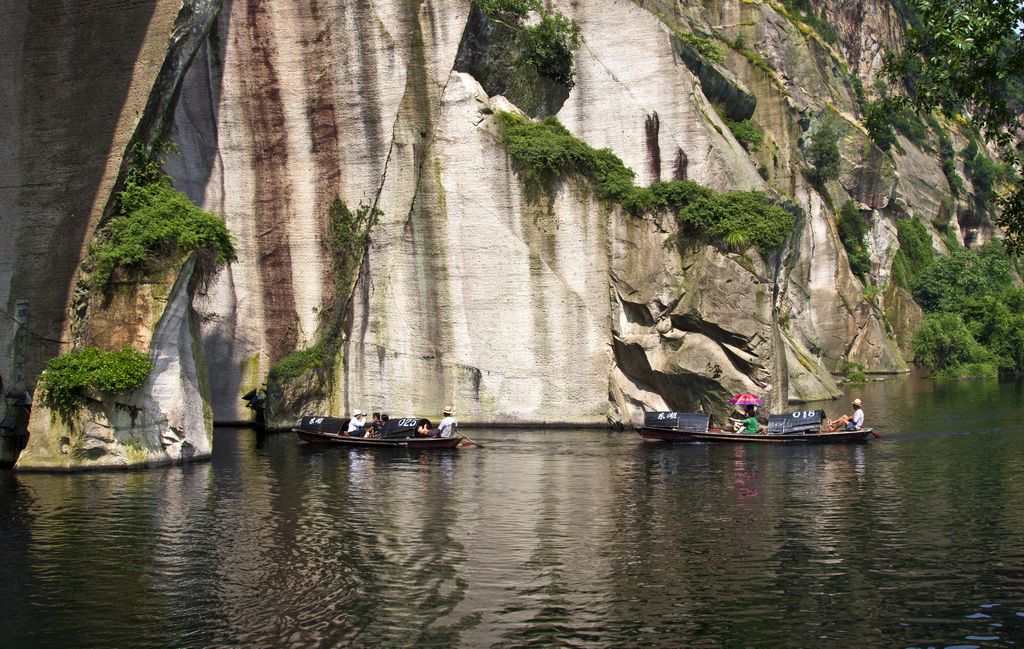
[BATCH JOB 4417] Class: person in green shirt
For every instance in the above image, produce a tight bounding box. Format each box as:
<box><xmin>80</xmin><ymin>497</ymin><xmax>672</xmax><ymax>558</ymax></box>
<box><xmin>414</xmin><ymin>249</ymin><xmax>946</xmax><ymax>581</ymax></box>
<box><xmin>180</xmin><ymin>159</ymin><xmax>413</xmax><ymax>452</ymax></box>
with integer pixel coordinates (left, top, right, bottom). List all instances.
<box><xmin>730</xmin><ymin>405</ymin><xmax>760</xmax><ymax>434</ymax></box>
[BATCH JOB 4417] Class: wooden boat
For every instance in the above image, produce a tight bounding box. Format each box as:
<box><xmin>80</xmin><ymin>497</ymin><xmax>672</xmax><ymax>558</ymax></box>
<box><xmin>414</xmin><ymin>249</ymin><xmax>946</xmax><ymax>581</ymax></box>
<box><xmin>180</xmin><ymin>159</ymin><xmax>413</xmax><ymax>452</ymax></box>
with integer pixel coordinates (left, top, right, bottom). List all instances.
<box><xmin>294</xmin><ymin>416</ymin><xmax>463</xmax><ymax>449</ymax></box>
<box><xmin>637</xmin><ymin>410</ymin><xmax>877</xmax><ymax>444</ymax></box>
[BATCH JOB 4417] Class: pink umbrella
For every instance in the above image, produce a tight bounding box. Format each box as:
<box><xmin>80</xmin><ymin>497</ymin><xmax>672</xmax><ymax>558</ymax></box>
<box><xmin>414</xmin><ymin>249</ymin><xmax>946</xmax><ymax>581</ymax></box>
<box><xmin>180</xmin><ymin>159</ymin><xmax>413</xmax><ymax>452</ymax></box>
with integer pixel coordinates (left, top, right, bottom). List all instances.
<box><xmin>728</xmin><ymin>393</ymin><xmax>764</xmax><ymax>406</ymax></box>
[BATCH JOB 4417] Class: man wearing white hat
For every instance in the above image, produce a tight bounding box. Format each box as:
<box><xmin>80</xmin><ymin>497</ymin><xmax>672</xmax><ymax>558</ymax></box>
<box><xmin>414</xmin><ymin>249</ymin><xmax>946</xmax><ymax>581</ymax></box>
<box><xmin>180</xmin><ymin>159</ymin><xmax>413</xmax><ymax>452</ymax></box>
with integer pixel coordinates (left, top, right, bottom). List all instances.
<box><xmin>438</xmin><ymin>406</ymin><xmax>458</xmax><ymax>438</ymax></box>
<box><xmin>828</xmin><ymin>398</ymin><xmax>864</xmax><ymax>431</ymax></box>
<box><xmin>347</xmin><ymin>409</ymin><xmax>367</xmax><ymax>436</ymax></box>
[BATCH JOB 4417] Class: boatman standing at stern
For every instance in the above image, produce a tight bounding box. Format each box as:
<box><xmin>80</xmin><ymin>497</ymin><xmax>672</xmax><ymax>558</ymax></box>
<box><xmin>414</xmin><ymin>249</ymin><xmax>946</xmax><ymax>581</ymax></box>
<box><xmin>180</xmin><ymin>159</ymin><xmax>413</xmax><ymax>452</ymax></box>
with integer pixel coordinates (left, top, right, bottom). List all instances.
<box><xmin>438</xmin><ymin>406</ymin><xmax>458</xmax><ymax>438</ymax></box>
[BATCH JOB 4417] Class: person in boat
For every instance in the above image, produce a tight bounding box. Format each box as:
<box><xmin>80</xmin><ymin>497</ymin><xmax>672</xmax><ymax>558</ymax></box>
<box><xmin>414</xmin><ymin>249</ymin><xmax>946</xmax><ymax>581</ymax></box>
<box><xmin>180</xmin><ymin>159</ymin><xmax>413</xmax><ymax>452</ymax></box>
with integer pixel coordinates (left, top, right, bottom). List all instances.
<box><xmin>347</xmin><ymin>409</ymin><xmax>367</xmax><ymax>437</ymax></box>
<box><xmin>438</xmin><ymin>406</ymin><xmax>458</xmax><ymax>438</ymax></box>
<box><xmin>729</xmin><ymin>405</ymin><xmax>760</xmax><ymax>435</ymax></box>
<box><xmin>827</xmin><ymin>398</ymin><xmax>864</xmax><ymax>431</ymax></box>
<box><xmin>415</xmin><ymin>419</ymin><xmax>436</xmax><ymax>437</ymax></box>
<box><xmin>366</xmin><ymin>412</ymin><xmax>382</xmax><ymax>438</ymax></box>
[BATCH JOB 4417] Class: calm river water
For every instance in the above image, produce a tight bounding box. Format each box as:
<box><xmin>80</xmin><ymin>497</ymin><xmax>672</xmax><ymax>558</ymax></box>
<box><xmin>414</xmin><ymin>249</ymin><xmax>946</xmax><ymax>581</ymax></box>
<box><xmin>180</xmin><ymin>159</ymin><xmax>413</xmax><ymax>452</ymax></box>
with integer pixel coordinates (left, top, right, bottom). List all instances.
<box><xmin>3</xmin><ymin>375</ymin><xmax>1024</xmax><ymax>648</ymax></box>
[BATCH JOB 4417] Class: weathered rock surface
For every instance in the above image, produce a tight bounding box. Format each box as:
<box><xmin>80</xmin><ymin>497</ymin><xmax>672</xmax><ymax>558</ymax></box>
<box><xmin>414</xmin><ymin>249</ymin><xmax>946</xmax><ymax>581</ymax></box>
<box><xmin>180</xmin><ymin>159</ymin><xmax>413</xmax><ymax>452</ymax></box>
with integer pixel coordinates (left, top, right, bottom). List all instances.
<box><xmin>17</xmin><ymin>256</ymin><xmax>212</xmax><ymax>470</ymax></box>
<box><xmin>3</xmin><ymin>0</ymin><xmax>985</xmax><ymax>439</ymax></box>
<box><xmin>672</xmin><ymin>35</ymin><xmax>756</xmax><ymax>122</ymax></box>
<box><xmin>453</xmin><ymin>4</ymin><xmax>572</xmax><ymax>118</ymax></box>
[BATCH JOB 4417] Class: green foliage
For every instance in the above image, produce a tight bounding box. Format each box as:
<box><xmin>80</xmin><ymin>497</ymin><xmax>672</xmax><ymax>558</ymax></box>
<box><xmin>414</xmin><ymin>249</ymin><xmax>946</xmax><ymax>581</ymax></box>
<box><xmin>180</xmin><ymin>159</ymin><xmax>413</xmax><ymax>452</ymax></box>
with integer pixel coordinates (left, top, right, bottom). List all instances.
<box><xmin>496</xmin><ymin>111</ymin><xmax>794</xmax><ymax>253</ymax></box>
<box><xmin>90</xmin><ymin>143</ymin><xmax>236</xmax><ymax>289</ymax></box>
<box><xmin>964</xmin><ymin>144</ymin><xmax>999</xmax><ymax>212</ymax></box>
<box><xmin>473</xmin><ymin>0</ymin><xmax>532</xmax><ymax>23</ymax></box>
<box><xmin>910</xmin><ymin>242</ymin><xmax>1024</xmax><ymax>375</ymax></box>
<box><xmin>474</xmin><ymin>0</ymin><xmax>581</xmax><ymax>87</ymax></box>
<box><xmin>806</xmin><ymin>118</ymin><xmax>841</xmax><ymax>185</ymax></box>
<box><xmin>888</xmin><ymin>105</ymin><xmax>928</xmax><ymax>148</ymax></box>
<box><xmin>841</xmin><ymin>361</ymin><xmax>867</xmax><ymax>383</ymax></box>
<box><xmin>862</xmin><ymin>99</ymin><xmax>898</xmax><ymax>152</ymax></box>
<box><xmin>272</xmin><ymin>197</ymin><xmax>378</xmax><ymax>382</ymax></box>
<box><xmin>523</xmin><ymin>9</ymin><xmax>581</xmax><ymax>86</ymax></box>
<box><xmin>780</xmin><ymin>0</ymin><xmax>837</xmax><ymax>43</ymax></box>
<box><xmin>912</xmin><ymin>243</ymin><xmax>1014</xmax><ymax>313</ymax></box>
<box><xmin>958</xmin><ymin>288</ymin><xmax>1024</xmax><ymax>373</ymax></box>
<box><xmin>39</xmin><ymin>347</ymin><xmax>153</xmax><ymax>419</ymax></box>
<box><xmin>912</xmin><ymin>312</ymin><xmax>992</xmax><ymax>373</ymax></box>
<box><xmin>328</xmin><ymin>197</ymin><xmax>379</xmax><ymax>298</ymax></box>
<box><xmin>885</xmin><ymin>0</ymin><xmax>1024</xmax><ymax>252</ymax></box>
<box><xmin>680</xmin><ymin>191</ymin><xmax>796</xmax><ymax>253</ymax></box>
<box><xmin>862</xmin><ymin>283</ymin><xmax>884</xmax><ymax>304</ymax></box>
<box><xmin>724</xmin><ymin>118</ymin><xmax>763</xmax><ymax>152</ymax></box>
<box><xmin>890</xmin><ymin>216</ymin><xmax>933</xmax><ymax>289</ymax></box>
<box><xmin>677</xmin><ymin>31</ymin><xmax>724</xmax><ymax>64</ymax></box>
<box><xmin>836</xmin><ymin>201</ymin><xmax>870</xmax><ymax>279</ymax></box>
<box><xmin>269</xmin><ymin>343</ymin><xmax>327</xmax><ymax>380</ymax></box>
<box><xmin>937</xmin><ymin>128</ymin><xmax>964</xmax><ymax>196</ymax></box>
<box><xmin>934</xmin><ymin>362</ymin><xmax>998</xmax><ymax>379</ymax></box>
<box><xmin>729</xmin><ymin>33</ymin><xmax>773</xmax><ymax>74</ymax></box>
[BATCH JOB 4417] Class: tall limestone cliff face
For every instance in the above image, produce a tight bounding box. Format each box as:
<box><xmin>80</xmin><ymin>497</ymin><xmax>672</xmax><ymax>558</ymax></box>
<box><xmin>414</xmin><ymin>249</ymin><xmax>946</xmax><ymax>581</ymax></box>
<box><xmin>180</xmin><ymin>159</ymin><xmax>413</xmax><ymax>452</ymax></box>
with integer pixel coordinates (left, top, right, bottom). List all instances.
<box><xmin>4</xmin><ymin>1</ymin><xmax>977</xmax><ymax>437</ymax></box>
<box><xmin>4</xmin><ymin>0</ymin><xmax>222</xmax><ymax>469</ymax></box>
<box><xmin>0</xmin><ymin>0</ymin><xmax>185</xmax><ymax>401</ymax></box>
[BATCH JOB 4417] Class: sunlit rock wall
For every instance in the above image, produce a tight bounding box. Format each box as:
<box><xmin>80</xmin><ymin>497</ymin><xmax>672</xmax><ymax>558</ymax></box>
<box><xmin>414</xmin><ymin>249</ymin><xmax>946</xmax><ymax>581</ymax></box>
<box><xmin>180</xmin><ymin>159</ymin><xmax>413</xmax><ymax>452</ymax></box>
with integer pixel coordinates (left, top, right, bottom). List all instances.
<box><xmin>6</xmin><ymin>0</ymin><xmax>983</xmax><ymax>432</ymax></box>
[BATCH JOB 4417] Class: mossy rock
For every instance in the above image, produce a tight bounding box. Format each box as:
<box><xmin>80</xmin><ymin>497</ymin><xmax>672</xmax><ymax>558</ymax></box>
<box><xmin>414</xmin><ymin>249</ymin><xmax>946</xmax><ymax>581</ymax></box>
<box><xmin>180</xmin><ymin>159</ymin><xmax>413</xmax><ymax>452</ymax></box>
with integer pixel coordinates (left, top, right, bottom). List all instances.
<box><xmin>454</xmin><ymin>4</ymin><xmax>571</xmax><ymax>118</ymax></box>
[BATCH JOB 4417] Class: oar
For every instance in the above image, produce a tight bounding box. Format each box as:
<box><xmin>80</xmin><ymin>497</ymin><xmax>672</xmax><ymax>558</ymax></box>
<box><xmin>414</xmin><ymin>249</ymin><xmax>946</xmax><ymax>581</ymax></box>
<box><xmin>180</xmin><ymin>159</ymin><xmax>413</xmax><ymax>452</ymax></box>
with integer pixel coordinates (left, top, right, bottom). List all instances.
<box><xmin>458</xmin><ymin>433</ymin><xmax>485</xmax><ymax>448</ymax></box>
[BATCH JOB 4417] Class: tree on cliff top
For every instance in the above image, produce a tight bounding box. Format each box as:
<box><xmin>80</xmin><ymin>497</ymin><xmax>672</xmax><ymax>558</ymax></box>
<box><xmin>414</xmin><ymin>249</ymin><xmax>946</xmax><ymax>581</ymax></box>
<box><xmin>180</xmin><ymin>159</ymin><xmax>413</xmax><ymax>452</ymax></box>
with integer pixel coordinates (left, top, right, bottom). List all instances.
<box><xmin>887</xmin><ymin>0</ymin><xmax>1024</xmax><ymax>249</ymax></box>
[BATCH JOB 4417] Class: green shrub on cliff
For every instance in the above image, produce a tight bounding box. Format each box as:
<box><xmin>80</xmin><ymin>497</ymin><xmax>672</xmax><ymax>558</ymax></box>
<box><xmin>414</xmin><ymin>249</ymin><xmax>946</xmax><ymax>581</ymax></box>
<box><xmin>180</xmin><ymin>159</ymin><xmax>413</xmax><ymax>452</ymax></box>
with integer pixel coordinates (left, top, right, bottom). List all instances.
<box><xmin>724</xmin><ymin>118</ymin><xmax>763</xmax><ymax>152</ymax></box>
<box><xmin>836</xmin><ymin>201</ymin><xmax>870</xmax><ymax>280</ymax></box>
<box><xmin>680</xmin><ymin>191</ymin><xmax>795</xmax><ymax>253</ymax></box>
<box><xmin>269</xmin><ymin>197</ymin><xmax>379</xmax><ymax>382</ymax></box>
<box><xmin>806</xmin><ymin>118</ymin><xmax>841</xmax><ymax>185</ymax></box>
<box><xmin>474</xmin><ymin>0</ymin><xmax>581</xmax><ymax>86</ymax></box>
<box><xmin>89</xmin><ymin>143</ymin><xmax>236</xmax><ymax>289</ymax></box>
<box><xmin>496</xmin><ymin>111</ymin><xmax>795</xmax><ymax>253</ymax></box>
<box><xmin>270</xmin><ymin>343</ymin><xmax>327</xmax><ymax>380</ymax></box>
<box><xmin>39</xmin><ymin>347</ymin><xmax>153</xmax><ymax>419</ymax></box>
<box><xmin>677</xmin><ymin>31</ymin><xmax>724</xmax><ymax>64</ymax></box>
<box><xmin>890</xmin><ymin>216</ymin><xmax>933</xmax><ymax>289</ymax></box>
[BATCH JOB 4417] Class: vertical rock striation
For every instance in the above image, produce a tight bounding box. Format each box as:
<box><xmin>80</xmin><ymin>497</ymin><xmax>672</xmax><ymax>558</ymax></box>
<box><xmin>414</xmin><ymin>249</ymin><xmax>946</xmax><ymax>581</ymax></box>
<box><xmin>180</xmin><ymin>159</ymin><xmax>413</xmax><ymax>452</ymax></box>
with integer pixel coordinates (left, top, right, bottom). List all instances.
<box><xmin>4</xmin><ymin>0</ymin><xmax>986</xmax><ymax>441</ymax></box>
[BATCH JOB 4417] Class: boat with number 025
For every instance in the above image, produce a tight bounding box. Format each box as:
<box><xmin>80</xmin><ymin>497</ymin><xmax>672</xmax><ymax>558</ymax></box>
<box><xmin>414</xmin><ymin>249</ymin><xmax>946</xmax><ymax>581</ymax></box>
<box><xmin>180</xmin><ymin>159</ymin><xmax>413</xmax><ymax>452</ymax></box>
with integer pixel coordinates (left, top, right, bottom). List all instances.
<box><xmin>293</xmin><ymin>416</ymin><xmax>464</xmax><ymax>448</ymax></box>
<box><xmin>636</xmin><ymin>410</ymin><xmax>877</xmax><ymax>443</ymax></box>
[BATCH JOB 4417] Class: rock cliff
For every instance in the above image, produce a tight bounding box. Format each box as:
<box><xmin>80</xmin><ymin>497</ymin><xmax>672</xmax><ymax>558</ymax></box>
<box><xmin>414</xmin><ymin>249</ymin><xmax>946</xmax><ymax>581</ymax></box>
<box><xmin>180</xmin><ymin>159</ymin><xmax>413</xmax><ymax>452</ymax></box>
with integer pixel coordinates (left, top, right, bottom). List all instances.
<box><xmin>1</xmin><ymin>0</ymin><xmax>987</xmax><ymax>458</ymax></box>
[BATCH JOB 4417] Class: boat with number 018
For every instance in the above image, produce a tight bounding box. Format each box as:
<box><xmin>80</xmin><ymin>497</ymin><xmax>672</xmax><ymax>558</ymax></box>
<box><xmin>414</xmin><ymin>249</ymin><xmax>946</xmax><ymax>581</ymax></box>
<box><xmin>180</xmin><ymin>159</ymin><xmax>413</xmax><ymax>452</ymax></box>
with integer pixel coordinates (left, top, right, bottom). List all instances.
<box><xmin>294</xmin><ymin>416</ymin><xmax>464</xmax><ymax>448</ymax></box>
<box><xmin>637</xmin><ymin>410</ymin><xmax>877</xmax><ymax>443</ymax></box>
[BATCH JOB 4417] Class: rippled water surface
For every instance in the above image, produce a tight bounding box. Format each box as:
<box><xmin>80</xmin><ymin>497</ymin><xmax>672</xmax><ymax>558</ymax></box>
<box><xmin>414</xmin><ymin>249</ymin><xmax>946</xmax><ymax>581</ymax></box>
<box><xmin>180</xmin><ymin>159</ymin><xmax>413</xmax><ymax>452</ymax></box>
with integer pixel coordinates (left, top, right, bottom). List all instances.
<box><xmin>3</xmin><ymin>376</ymin><xmax>1024</xmax><ymax>647</ymax></box>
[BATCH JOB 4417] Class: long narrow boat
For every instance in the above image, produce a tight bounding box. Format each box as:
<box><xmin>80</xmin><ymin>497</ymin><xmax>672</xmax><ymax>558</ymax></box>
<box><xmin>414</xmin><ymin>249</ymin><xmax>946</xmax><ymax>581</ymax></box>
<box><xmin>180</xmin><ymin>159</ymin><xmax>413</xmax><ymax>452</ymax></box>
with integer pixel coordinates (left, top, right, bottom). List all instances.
<box><xmin>636</xmin><ymin>410</ymin><xmax>877</xmax><ymax>444</ymax></box>
<box><xmin>294</xmin><ymin>416</ymin><xmax>463</xmax><ymax>449</ymax></box>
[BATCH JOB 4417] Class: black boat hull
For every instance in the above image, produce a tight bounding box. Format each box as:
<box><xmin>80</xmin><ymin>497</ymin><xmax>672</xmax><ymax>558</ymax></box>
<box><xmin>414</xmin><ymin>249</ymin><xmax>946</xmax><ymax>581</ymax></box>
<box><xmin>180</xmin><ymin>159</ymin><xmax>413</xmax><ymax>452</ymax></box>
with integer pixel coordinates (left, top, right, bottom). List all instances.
<box><xmin>637</xmin><ymin>427</ymin><xmax>875</xmax><ymax>444</ymax></box>
<box><xmin>295</xmin><ymin>428</ymin><xmax>464</xmax><ymax>449</ymax></box>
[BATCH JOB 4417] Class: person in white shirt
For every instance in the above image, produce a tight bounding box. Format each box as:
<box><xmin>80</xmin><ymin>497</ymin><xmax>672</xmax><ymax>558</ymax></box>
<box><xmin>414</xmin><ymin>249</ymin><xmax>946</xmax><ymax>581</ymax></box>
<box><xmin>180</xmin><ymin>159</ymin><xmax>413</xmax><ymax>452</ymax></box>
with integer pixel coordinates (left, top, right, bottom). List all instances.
<box><xmin>828</xmin><ymin>398</ymin><xmax>864</xmax><ymax>431</ymax></box>
<box><xmin>347</xmin><ymin>410</ymin><xmax>367</xmax><ymax>437</ymax></box>
<box><xmin>438</xmin><ymin>406</ymin><xmax>458</xmax><ymax>438</ymax></box>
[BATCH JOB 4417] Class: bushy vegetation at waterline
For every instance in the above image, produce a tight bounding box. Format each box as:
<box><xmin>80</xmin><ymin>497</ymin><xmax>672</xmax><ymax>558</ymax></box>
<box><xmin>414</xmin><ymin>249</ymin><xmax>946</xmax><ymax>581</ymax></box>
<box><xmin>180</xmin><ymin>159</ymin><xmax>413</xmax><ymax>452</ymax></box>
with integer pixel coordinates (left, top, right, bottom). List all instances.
<box><xmin>909</xmin><ymin>242</ymin><xmax>1024</xmax><ymax>378</ymax></box>
<box><xmin>269</xmin><ymin>197</ymin><xmax>380</xmax><ymax>381</ymax></box>
<box><xmin>495</xmin><ymin>111</ymin><xmax>795</xmax><ymax>254</ymax></box>
<box><xmin>88</xmin><ymin>142</ymin><xmax>236</xmax><ymax>289</ymax></box>
<box><xmin>39</xmin><ymin>347</ymin><xmax>153</xmax><ymax>419</ymax></box>
<box><xmin>473</xmin><ymin>0</ymin><xmax>581</xmax><ymax>87</ymax></box>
